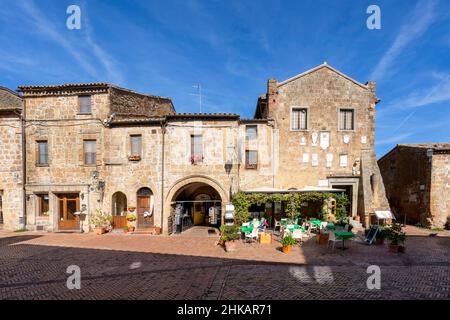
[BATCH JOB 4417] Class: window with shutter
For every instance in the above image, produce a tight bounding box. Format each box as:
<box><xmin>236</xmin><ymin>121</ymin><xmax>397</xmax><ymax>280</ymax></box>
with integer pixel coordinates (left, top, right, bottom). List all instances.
<box><xmin>245</xmin><ymin>125</ymin><xmax>257</xmax><ymax>140</ymax></box>
<box><xmin>245</xmin><ymin>150</ymin><xmax>257</xmax><ymax>169</ymax></box>
<box><xmin>130</xmin><ymin>135</ymin><xmax>142</xmax><ymax>157</ymax></box>
<box><xmin>37</xmin><ymin>141</ymin><xmax>48</xmax><ymax>165</ymax></box>
<box><xmin>339</xmin><ymin>109</ymin><xmax>354</xmax><ymax>130</ymax></box>
<box><xmin>190</xmin><ymin>135</ymin><xmax>203</xmax><ymax>164</ymax></box>
<box><xmin>291</xmin><ymin>108</ymin><xmax>308</xmax><ymax>130</ymax></box>
<box><xmin>84</xmin><ymin>140</ymin><xmax>96</xmax><ymax>165</ymax></box>
<box><xmin>79</xmin><ymin>95</ymin><xmax>92</xmax><ymax>113</ymax></box>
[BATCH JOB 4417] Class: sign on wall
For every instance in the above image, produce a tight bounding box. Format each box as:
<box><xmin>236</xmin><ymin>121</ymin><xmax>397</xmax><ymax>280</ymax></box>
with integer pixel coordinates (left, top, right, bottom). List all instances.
<box><xmin>320</xmin><ymin>132</ymin><xmax>330</xmax><ymax>150</ymax></box>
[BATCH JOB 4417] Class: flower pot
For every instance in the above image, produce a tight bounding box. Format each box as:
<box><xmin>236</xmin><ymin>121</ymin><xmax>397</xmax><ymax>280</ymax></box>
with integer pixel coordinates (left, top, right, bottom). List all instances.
<box><xmin>282</xmin><ymin>245</ymin><xmax>292</xmax><ymax>254</ymax></box>
<box><xmin>128</xmin><ymin>226</ymin><xmax>135</xmax><ymax>232</ymax></box>
<box><xmin>225</xmin><ymin>240</ymin><xmax>237</xmax><ymax>252</ymax></box>
<box><xmin>94</xmin><ymin>227</ymin><xmax>106</xmax><ymax>235</ymax></box>
<box><xmin>388</xmin><ymin>244</ymin><xmax>400</xmax><ymax>253</ymax></box>
<box><xmin>316</xmin><ymin>233</ymin><xmax>329</xmax><ymax>245</ymax></box>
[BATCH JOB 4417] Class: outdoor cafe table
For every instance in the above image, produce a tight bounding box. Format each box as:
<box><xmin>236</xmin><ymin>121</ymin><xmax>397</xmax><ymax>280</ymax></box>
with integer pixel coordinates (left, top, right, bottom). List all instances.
<box><xmin>239</xmin><ymin>225</ymin><xmax>254</xmax><ymax>233</ymax></box>
<box><xmin>287</xmin><ymin>224</ymin><xmax>305</xmax><ymax>232</ymax></box>
<box><xmin>310</xmin><ymin>219</ymin><xmax>322</xmax><ymax>227</ymax></box>
<box><xmin>334</xmin><ymin>231</ymin><xmax>355</xmax><ymax>250</ymax></box>
<box><xmin>326</xmin><ymin>223</ymin><xmax>336</xmax><ymax>230</ymax></box>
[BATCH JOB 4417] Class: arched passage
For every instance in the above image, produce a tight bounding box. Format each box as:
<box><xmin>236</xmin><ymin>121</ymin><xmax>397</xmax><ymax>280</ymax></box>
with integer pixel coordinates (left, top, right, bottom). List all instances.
<box><xmin>165</xmin><ymin>176</ymin><xmax>228</xmax><ymax>234</ymax></box>
<box><xmin>112</xmin><ymin>192</ymin><xmax>127</xmax><ymax>216</ymax></box>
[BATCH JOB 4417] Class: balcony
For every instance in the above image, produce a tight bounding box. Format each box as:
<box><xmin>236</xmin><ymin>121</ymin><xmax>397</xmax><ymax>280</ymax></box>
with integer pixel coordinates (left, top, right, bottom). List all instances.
<box><xmin>190</xmin><ymin>154</ymin><xmax>204</xmax><ymax>165</ymax></box>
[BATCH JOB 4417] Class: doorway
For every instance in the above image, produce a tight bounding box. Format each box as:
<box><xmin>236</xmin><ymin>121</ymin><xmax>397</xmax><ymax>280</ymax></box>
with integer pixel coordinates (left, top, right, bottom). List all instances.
<box><xmin>57</xmin><ymin>193</ymin><xmax>80</xmax><ymax>230</ymax></box>
<box><xmin>137</xmin><ymin>187</ymin><xmax>154</xmax><ymax>229</ymax></box>
<box><xmin>331</xmin><ymin>184</ymin><xmax>353</xmax><ymax>217</ymax></box>
<box><xmin>171</xmin><ymin>182</ymin><xmax>222</xmax><ymax>233</ymax></box>
<box><xmin>112</xmin><ymin>192</ymin><xmax>127</xmax><ymax>229</ymax></box>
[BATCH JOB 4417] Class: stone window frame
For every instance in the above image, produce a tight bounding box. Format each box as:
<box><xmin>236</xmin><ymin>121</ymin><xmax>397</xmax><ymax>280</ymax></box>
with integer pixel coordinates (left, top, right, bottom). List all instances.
<box><xmin>245</xmin><ymin>125</ymin><xmax>258</xmax><ymax>141</ymax></box>
<box><xmin>190</xmin><ymin>134</ymin><xmax>204</xmax><ymax>165</ymax></box>
<box><xmin>337</xmin><ymin>107</ymin><xmax>356</xmax><ymax>132</ymax></box>
<box><xmin>245</xmin><ymin>150</ymin><xmax>258</xmax><ymax>169</ymax></box>
<box><xmin>35</xmin><ymin>139</ymin><xmax>49</xmax><ymax>167</ymax></box>
<box><xmin>36</xmin><ymin>193</ymin><xmax>50</xmax><ymax>217</ymax></box>
<box><xmin>82</xmin><ymin>138</ymin><xmax>98</xmax><ymax>166</ymax></box>
<box><xmin>290</xmin><ymin>106</ymin><xmax>310</xmax><ymax>132</ymax></box>
<box><xmin>78</xmin><ymin>95</ymin><xmax>92</xmax><ymax>115</ymax></box>
<box><xmin>129</xmin><ymin>134</ymin><xmax>143</xmax><ymax>161</ymax></box>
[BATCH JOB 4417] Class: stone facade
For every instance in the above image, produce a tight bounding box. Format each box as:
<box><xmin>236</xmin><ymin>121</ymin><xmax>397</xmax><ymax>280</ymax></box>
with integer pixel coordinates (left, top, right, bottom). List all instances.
<box><xmin>255</xmin><ymin>64</ymin><xmax>390</xmax><ymax>226</ymax></box>
<box><xmin>378</xmin><ymin>143</ymin><xmax>450</xmax><ymax>229</ymax></box>
<box><xmin>0</xmin><ymin>87</ymin><xmax>24</xmax><ymax>231</ymax></box>
<box><xmin>0</xmin><ymin>63</ymin><xmax>391</xmax><ymax>233</ymax></box>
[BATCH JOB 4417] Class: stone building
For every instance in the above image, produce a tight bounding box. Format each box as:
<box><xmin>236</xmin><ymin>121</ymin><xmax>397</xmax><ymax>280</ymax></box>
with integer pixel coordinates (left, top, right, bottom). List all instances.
<box><xmin>0</xmin><ymin>86</ymin><xmax>23</xmax><ymax>231</ymax></box>
<box><xmin>254</xmin><ymin>63</ymin><xmax>390</xmax><ymax>227</ymax></box>
<box><xmin>378</xmin><ymin>143</ymin><xmax>450</xmax><ymax>229</ymax></box>
<box><xmin>0</xmin><ymin>63</ymin><xmax>390</xmax><ymax>233</ymax></box>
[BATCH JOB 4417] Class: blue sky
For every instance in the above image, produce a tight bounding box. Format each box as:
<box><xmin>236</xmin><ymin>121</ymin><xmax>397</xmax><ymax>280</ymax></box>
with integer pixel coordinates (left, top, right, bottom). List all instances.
<box><xmin>0</xmin><ymin>0</ymin><xmax>449</xmax><ymax>157</ymax></box>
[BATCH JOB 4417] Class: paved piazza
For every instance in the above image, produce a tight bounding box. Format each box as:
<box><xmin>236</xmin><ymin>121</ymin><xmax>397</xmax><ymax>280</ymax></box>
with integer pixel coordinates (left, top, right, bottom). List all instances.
<box><xmin>0</xmin><ymin>226</ymin><xmax>449</xmax><ymax>300</ymax></box>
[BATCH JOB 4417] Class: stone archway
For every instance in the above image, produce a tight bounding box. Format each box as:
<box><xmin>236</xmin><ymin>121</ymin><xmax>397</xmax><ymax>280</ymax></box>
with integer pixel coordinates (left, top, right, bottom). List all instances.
<box><xmin>163</xmin><ymin>175</ymin><xmax>228</xmax><ymax>235</ymax></box>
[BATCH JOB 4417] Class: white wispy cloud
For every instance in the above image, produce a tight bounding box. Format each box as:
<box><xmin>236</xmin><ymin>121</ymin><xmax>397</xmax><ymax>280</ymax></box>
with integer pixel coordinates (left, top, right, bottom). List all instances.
<box><xmin>375</xmin><ymin>133</ymin><xmax>413</xmax><ymax>146</ymax></box>
<box><xmin>17</xmin><ymin>0</ymin><xmax>98</xmax><ymax>78</ymax></box>
<box><xmin>16</xmin><ymin>0</ymin><xmax>123</xmax><ymax>83</ymax></box>
<box><xmin>82</xmin><ymin>9</ymin><xmax>124</xmax><ymax>84</ymax></box>
<box><xmin>388</xmin><ymin>74</ymin><xmax>450</xmax><ymax>109</ymax></box>
<box><xmin>370</xmin><ymin>0</ymin><xmax>438</xmax><ymax>80</ymax></box>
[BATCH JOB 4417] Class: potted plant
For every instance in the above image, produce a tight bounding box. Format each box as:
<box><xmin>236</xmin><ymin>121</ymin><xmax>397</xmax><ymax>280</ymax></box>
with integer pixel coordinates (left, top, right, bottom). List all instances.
<box><xmin>281</xmin><ymin>234</ymin><xmax>297</xmax><ymax>254</ymax></box>
<box><xmin>220</xmin><ymin>225</ymin><xmax>240</xmax><ymax>252</ymax></box>
<box><xmin>375</xmin><ymin>226</ymin><xmax>387</xmax><ymax>245</ymax></box>
<box><xmin>126</xmin><ymin>213</ymin><xmax>137</xmax><ymax>232</ymax></box>
<box><xmin>385</xmin><ymin>221</ymin><xmax>406</xmax><ymax>253</ymax></box>
<box><xmin>316</xmin><ymin>229</ymin><xmax>330</xmax><ymax>245</ymax></box>
<box><xmin>91</xmin><ymin>210</ymin><xmax>112</xmax><ymax>235</ymax></box>
<box><xmin>128</xmin><ymin>155</ymin><xmax>141</xmax><ymax>161</ymax></box>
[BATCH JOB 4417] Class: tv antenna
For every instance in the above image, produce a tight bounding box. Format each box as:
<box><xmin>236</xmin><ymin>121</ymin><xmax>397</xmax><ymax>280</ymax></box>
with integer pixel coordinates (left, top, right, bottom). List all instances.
<box><xmin>190</xmin><ymin>84</ymin><xmax>202</xmax><ymax>113</ymax></box>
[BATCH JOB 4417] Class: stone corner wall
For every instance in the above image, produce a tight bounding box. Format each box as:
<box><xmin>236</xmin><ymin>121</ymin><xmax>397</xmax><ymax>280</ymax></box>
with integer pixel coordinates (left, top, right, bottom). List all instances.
<box><xmin>360</xmin><ymin>150</ymin><xmax>391</xmax><ymax>226</ymax></box>
<box><xmin>0</xmin><ymin>117</ymin><xmax>24</xmax><ymax>231</ymax></box>
<box><xmin>429</xmin><ymin>153</ymin><xmax>450</xmax><ymax>228</ymax></box>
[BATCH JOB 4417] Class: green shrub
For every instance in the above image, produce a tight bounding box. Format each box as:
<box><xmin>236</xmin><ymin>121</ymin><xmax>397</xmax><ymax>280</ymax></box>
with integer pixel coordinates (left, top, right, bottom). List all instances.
<box><xmin>281</xmin><ymin>234</ymin><xmax>297</xmax><ymax>247</ymax></box>
<box><xmin>220</xmin><ymin>225</ymin><xmax>240</xmax><ymax>242</ymax></box>
<box><xmin>90</xmin><ymin>210</ymin><xmax>112</xmax><ymax>228</ymax></box>
<box><xmin>384</xmin><ymin>221</ymin><xmax>406</xmax><ymax>245</ymax></box>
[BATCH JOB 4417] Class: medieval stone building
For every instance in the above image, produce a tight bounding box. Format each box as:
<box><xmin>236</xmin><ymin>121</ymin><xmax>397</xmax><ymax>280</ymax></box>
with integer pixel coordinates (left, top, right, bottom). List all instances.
<box><xmin>0</xmin><ymin>63</ymin><xmax>389</xmax><ymax>233</ymax></box>
<box><xmin>0</xmin><ymin>86</ymin><xmax>23</xmax><ymax>230</ymax></box>
<box><xmin>378</xmin><ymin>143</ymin><xmax>450</xmax><ymax>229</ymax></box>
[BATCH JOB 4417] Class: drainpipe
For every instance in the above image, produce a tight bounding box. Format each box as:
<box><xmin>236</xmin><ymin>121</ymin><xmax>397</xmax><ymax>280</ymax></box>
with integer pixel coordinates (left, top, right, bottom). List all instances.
<box><xmin>21</xmin><ymin>99</ymin><xmax>27</xmax><ymax>229</ymax></box>
<box><xmin>268</xmin><ymin>119</ymin><xmax>276</xmax><ymax>188</ymax></box>
<box><xmin>160</xmin><ymin>120</ymin><xmax>167</xmax><ymax>233</ymax></box>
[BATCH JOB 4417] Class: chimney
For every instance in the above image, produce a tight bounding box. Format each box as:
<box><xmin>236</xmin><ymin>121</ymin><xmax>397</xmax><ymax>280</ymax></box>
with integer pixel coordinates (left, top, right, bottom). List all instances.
<box><xmin>267</xmin><ymin>79</ymin><xmax>278</xmax><ymax>117</ymax></box>
<box><xmin>366</xmin><ymin>81</ymin><xmax>376</xmax><ymax>94</ymax></box>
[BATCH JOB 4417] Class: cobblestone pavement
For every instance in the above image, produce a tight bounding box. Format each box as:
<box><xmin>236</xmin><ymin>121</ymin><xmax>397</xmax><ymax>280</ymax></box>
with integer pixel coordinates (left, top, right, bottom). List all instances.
<box><xmin>0</xmin><ymin>227</ymin><xmax>449</xmax><ymax>300</ymax></box>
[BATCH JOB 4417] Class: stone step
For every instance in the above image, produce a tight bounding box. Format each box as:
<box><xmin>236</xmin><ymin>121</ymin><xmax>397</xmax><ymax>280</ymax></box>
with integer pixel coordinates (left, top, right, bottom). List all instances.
<box><xmin>130</xmin><ymin>227</ymin><xmax>161</xmax><ymax>235</ymax></box>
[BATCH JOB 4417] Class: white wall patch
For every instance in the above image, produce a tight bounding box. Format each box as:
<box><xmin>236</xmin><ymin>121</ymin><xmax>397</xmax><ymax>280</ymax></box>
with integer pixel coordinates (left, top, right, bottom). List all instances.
<box><xmin>312</xmin><ymin>153</ymin><xmax>318</xmax><ymax>166</ymax></box>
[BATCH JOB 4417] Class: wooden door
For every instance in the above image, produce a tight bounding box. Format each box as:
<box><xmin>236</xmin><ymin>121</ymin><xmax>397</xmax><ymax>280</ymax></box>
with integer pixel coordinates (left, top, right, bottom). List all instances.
<box><xmin>112</xmin><ymin>216</ymin><xmax>127</xmax><ymax>229</ymax></box>
<box><xmin>137</xmin><ymin>188</ymin><xmax>153</xmax><ymax>228</ymax></box>
<box><xmin>58</xmin><ymin>194</ymin><xmax>80</xmax><ymax>230</ymax></box>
